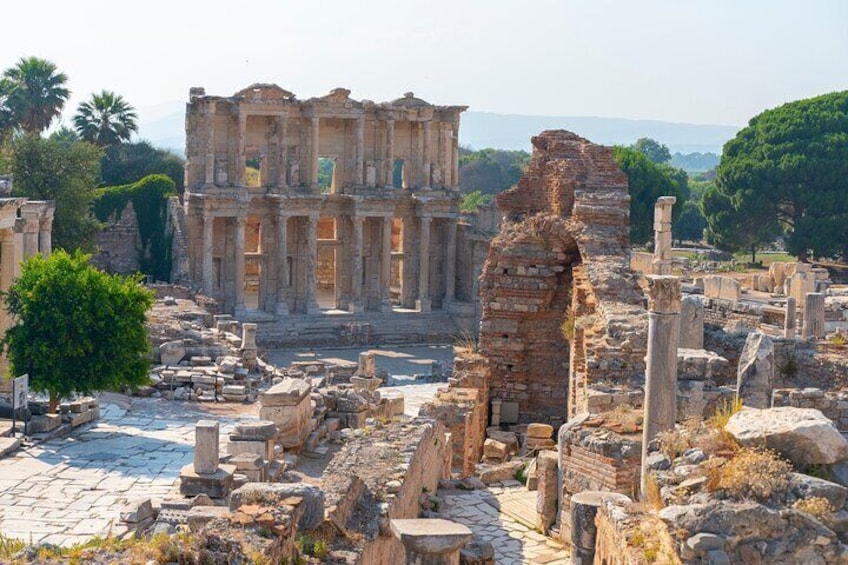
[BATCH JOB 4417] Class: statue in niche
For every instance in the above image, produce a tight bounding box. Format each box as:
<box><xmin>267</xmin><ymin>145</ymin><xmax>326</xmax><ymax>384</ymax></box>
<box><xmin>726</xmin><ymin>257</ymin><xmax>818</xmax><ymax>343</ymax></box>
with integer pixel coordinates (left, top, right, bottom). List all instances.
<box><xmin>215</xmin><ymin>159</ymin><xmax>228</xmax><ymax>184</ymax></box>
<box><xmin>365</xmin><ymin>161</ymin><xmax>377</xmax><ymax>187</ymax></box>
<box><xmin>431</xmin><ymin>166</ymin><xmax>443</xmax><ymax>187</ymax></box>
<box><xmin>288</xmin><ymin>159</ymin><xmax>300</xmax><ymax>186</ymax></box>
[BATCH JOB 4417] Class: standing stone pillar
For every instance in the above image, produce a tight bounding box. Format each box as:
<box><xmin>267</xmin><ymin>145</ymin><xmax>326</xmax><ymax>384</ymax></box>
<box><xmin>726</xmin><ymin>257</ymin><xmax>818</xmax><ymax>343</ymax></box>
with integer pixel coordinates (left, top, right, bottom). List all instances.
<box><xmin>641</xmin><ymin>275</ymin><xmax>681</xmax><ymax>497</ymax></box>
<box><xmin>38</xmin><ymin>219</ymin><xmax>52</xmax><ymax>257</ymax></box>
<box><xmin>440</xmin><ymin>123</ymin><xmax>452</xmax><ymax>188</ymax></box>
<box><xmin>234</xmin><ymin>215</ymin><xmax>246</xmax><ymax>315</ymax></box>
<box><xmin>350</xmin><ymin>216</ymin><xmax>364</xmax><ymax>313</ymax></box>
<box><xmin>784</xmin><ymin>296</ymin><xmax>797</xmax><ymax>339</ymax></box>
<box><xmin>652</xmin><ymin>196</ymin><xmax>676</xmax><ymax>275</ymax></box>
<box><xmin>737</xmin><ymin>332</ymin><xmax>774</xmax><ymax>408</ymax></box>
<box><xmin>355</xmin><ymin>116</ymin><xmax>365</xmax><ymax>186</ymax></box>
<box><xmin>380</xmin><ymin>216</ymin><xmax>393</xmax><ymax>312</ymax></box>
<box><xmin>802</xmin><ymin>292</ymin><xmax>826</xmax><ymax>340</ymax></box>
<box><xmin>310</xmin><ymin>116</ymin><xmax>320</xmax><ymax>190</ymax></box>
<box><xmin>385</xmin><ymin>118</ymin><xmax>395</xmax><ymax>188</ymax></box>
<box><xmin>422</xmin><ymin>120</ymin><xmax>432</xmax><ymax>189</ymax></box>
<box><xmin>276</xmin><ymin>114</ymin><xmax>288</xmax><ymax>188</ymax></box>
<box><xmin>306</xmin><ymin>215</ymin><xmax>320</xmax><ymax>314</ymax></box>
<box><xmin>194</xmin><ymin>420</ymin><xmax>220</xmax><ymax>474</ymax></box>
<box><xmin>275</xmin><ymin>213</ymin><xmax>289</xmax><ymax>315</ymax></box>
<box><xmin>390</xmin><ymin>519</ymin><xmax>472</xmax><ymax>565</ymax></box>
<box><xmin>679</xmin><ymin>295</ymin><xmax>704</xmax><ymax>349</ymax></box>
<box><xmin>444</xmin><ymin>218</ymin><xmax>457</xmax><ymax>304</ymax></box>
<box><xmin>450</xmin><ymin>122</ymin><xmax>460</xmax><ymax>189</ymax></box>
<box><xmin>22</xmin><ymin>226</ymin><xmax>38</xmax><ymax>259</ymax></box>
<box><xmin>201</xmin><ymin>212</ymin><xmax>214</xmax><ymax>294</ymax></box>
<box><xmin>205</xmin><ymin>105</ymin><xmax>216</xmax><ymax>185</ymax></box>
<box><xmin>417</xmin><ymin>216</ymin><xmax>432</xmax><ymax>312</ymax></box>
<box><xmin>570</xmin><ymin>491</ymin><xmax>632</xmax><ymax>565</ymax></box>
<box><xmin>237</xmin><ymin>110</ymin><xmax>247</xmax><ymax>187</ymax></box>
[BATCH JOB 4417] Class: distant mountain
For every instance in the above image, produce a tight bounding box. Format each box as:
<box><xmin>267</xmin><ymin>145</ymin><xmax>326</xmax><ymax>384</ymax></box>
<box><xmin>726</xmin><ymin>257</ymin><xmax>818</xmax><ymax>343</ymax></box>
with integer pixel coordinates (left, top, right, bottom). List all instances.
<box><xmin>136</xmin><ymin>102</ymin><xmax>741</xmax><ymax>157</ymax></box>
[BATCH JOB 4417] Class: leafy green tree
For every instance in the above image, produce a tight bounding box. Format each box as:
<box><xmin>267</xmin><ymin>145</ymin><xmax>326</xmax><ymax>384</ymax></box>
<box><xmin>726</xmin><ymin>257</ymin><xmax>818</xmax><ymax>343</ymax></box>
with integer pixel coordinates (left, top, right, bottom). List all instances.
<box><xmin>701</xmin><ymin>184</ymin><xmax>779</xmax><ymax>263</ymax></box>
<box><xmin>10</xmin><ymin>134</ymin><xmax>102</xmax><ymax>251</ymax></box>
<box><xmin>631</xmin><ymin>137</ymin><xmax>671</xmax><ymax>164</ymax></box>
<box><xmin>711</xmin><ymin>91</ymin><xmax>848</xmax><ymax>261</ymax></box>
<box><xmin>613</xmin><ymin>146</ymin><xmax>688</xmax><ymax>245</ymax></box>
<box><xmin>674</xmin><ymin>200</ymin><xmax>707</xmax><ymax>244</ymax></box>
<box><xmin>2</xmin><ymin>250</ymin><xmax>154</xmax><ymax>411</ymax></box>
<box><xmin>460</xmin><ymin>190</ymin><xmax>493</xmax><ymax>212</ymax></box>
<box><xmin>73</xmin><ymin>90</ymin><xmax>138</xmax><ymax>146</ymax></box>
<box><xmin>458</xmin><ymin>147</ymin><xmax>530</xmax><ymax>194</ymax></box>
<box><xmin>100</xmin><ymin>141</ymin><xmax>185</xmax><ymax>195</ymax></box>
<box><xmin>2</xmin><ymin>57</ymin><xmax>69</xmax><ymax>133</ymax></box>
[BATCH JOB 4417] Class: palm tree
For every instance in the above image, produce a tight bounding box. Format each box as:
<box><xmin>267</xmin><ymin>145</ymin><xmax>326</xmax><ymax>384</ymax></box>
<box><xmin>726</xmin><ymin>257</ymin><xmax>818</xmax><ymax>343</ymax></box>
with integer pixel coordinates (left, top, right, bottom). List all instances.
<box><xmin>2</xmin><ymin>57</ymin><xmax>70</xmax><ymax>133</ymax></box>
<box><xmin>73</xmin><ymin>90</ymin><xmax>138</xmax><ymax>146</ymax></box>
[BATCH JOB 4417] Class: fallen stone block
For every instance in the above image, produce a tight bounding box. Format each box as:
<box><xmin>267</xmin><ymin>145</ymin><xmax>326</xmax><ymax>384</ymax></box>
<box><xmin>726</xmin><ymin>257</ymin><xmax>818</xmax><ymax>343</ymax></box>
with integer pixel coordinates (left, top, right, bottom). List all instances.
<box><xmin>475</xmin><ymin>460</ymin><xmax>524</xmax><ymax>485</ymax></box>
<box><xmin>482</xmin><ymin>439</ymin><xmax>508</xmax><ymax>461</ymax></box>
<box><xmin>120</xmin><ymin>499</ymin><xmax>154</xmax><ymax>524</ymax></box>
<box><xmin>186</xmin><ymin>505</ymin><xmax>231</xmax><ymax>532</ymax></box>
<box><xmin>229</xmin><ymin>482</ymin><xmax>324</xmax><ymax>530</ymax></box>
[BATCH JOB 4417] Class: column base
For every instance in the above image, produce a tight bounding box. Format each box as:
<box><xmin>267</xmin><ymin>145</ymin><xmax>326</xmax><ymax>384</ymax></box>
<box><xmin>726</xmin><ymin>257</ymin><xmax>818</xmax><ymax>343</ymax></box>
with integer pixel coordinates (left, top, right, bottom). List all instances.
<box><xmin>416</xmin><ymin>298</ymin><xmax>431</xmax><ymax>313</ymax></box>
<box><xmin>275</xmin><ymin>302</ymin><xmax>290</xmax><ymax>316</ymax></box>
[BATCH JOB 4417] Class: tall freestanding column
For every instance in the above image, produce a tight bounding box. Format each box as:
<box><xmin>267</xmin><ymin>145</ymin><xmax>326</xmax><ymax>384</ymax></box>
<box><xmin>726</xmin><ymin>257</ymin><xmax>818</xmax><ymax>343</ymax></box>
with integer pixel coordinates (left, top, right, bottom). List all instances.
<box><xmin>444</xmin><ymin>218</ymin><xmax>457</xmax><ymax>304</ymax></box>
<box><xmin>234</xmin><ymin>215</ymin><xmax>246</xmax><ymax>315</ymax></box>
<box><xmin>306</xmin><ymin>215</ymin><xmax>320</xmax><ymax>314</ymax></box>
<box><xmin>385</xmin><ymin>118</ymin><xmax>395</xmax><ymax>188</ymax></box>
<box><xmin>275</xmin><ymin>212</ymin><xmax>289</xmax><ymax>315</ymax></box>
<box><xmin>641</xmin><ymin>275</ymin><xmax>681</xmax><ymax>497</ymax></box>
<box><xmin>201</xmin><ymin>211</ymin><xmax>214</xmax><ymax>294</ymax></box>
<box><xmin>310</xmin><ymin>116</ymin><xmax>320</xmax><ymax>191</ymax></box>
<box><xmin>421</xmin><ymin>120</ymin><xmax>432</xmax><ymax>189</ymax></box>
<box><xmin>784</xmin><ymin>296</ymin><xmax>797</xmax><ymax>339</ymax></box>
<box><xmin>417</xmin><ymin>216</ymin><xmax>432</xmax><ymax>312</ymax></box>
<box><xmin>802</xmin><ymin>292</ymin><xmax>825</xmax><ymax>340</ymax></box>
<box><xmin>380</xmin><ymin>216</ymin><xmax>393</xmax><ymax>312</ymax></box>
<box><xmin>350</xmin><ymin>216</ymin><xmax>364</xmax><ymax>313</ymax></box>
<box><xmin>652</xmin><ymin>196</ymin><xmax>676</xmax><ymax>275</ymax></box>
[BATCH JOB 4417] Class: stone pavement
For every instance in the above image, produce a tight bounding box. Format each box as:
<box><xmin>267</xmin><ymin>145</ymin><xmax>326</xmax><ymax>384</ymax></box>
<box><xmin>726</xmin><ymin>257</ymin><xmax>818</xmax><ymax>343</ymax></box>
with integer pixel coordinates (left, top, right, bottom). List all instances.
<box><xmin>439</xmin><ymin>484</ymin><xmax>570</xmax><ymax>564</ymax></box>
<box><xmin>0</xmin><ymin>395</ymin><xmax>248</xmax><ymax>547</ymax></box>
<box><xmin>266</xmin><ymin>344</ymin><xmax>456</xmax><ymax>378</ymax></box>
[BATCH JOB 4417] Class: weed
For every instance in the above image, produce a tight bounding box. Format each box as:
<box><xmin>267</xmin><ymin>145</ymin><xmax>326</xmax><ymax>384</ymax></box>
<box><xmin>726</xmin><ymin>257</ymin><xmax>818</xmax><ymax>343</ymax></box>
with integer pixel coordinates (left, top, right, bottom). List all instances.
<box><xmin>514</xmin><ymin>462</ymin><xmax>528</xmax><ymax>484</ymax></box>
<box><xmin>713</xmin><ymin>447</ymin><xmax>792</xmax><ymax>501</ymax></box>
<box><xmin>794</xmin><ymin>497</ymin><xmax>835</xmax><ymax>520</ymax></box>
<box><xmin>709</xmin><ymin>396</ymin><xmax>744</xmax><ymax>430</ymax></box>
<box><xmin>656</xmin><ymin>429</ymin><xmax>690</xmax><ymax>460</ymax></box>
<box><xmin>643</xmin><ymin>473</ymin><xmax>665</xmax><ymax>510</ymax></box>
<box><xmin>828</xmin><ymin>332</ymin><xmax>847</xmax><ymax>347</ymax></box>
<box><xmin>0</xmin><ymin>533</ymin><xmax>25</xmax><ymax>561</ymax></box>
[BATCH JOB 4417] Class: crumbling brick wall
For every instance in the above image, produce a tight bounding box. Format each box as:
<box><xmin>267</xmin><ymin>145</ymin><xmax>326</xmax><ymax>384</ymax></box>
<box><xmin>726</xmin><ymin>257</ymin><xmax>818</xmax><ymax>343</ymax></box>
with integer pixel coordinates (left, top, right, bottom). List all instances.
<box><xmin>91</xmin><ymin>201</ymin><xmax>141</xmax><ymax>275</ymax></box>
<box><xmin>479</xmin><ymin>131</ymin><xmax>647</xmax><ymax>426</ymax></box>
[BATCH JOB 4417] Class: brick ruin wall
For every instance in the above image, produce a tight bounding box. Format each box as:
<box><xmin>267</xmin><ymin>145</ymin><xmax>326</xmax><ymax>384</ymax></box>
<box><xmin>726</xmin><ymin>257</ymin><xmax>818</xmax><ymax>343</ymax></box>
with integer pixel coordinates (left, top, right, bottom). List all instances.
<box><xmin>479</xmin><ymin>130</ymin><xmax>647</xmax><ymax>426</ymax></box>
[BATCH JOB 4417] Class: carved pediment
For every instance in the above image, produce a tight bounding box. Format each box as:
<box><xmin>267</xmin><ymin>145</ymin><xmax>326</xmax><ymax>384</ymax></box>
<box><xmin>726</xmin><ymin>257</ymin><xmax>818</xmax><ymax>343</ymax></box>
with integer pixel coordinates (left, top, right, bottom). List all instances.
<box><xmin>321</xmin><ymin>87</ymin><xmax>353</xmax><ymax>103</ymax></box>
<box><xmin>391</xmin><ymin>92</ymin><xmax>431</xmax><ymax>108</ymax></box>
<box><xmin>235</xmin><ymin>83</ymin><xmax>295</xmax><ymax>102</ymax></box>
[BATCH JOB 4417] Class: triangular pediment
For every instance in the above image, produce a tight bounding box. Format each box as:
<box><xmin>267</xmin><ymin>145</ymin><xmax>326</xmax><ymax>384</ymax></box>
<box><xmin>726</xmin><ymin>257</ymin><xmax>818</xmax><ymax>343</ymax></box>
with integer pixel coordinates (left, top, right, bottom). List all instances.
<box><xmin>235</xmin><ymin>83</ymin><xmax>295</xmax><ymax>101</ymax></box>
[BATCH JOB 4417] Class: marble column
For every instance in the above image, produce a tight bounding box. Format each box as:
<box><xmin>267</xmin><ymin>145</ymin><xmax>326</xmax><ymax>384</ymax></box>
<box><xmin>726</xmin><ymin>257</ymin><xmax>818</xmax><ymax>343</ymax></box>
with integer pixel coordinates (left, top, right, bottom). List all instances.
<box><xmin>234</xmin><ymin>216</ymin><xmax>246</xmax><ymax>315</ymax></box>
<box><xmin>38</xmin><ymin>219</ymin><xmax>52</xmax><ymax>257</ymax></box>
<box><xmin>421</xmin><ymin>120</ymin><xmax>432</xmax><ymax>190</ymax></box>
<box><xmin>441</xmin><ymin>124</ymin><xmax>452</xmax><ymax>188</ymax></box>
<box><xmin>641</xmin><ymin>275</ymin><xmax>681</xmax><ymax>498</ymax></box>
<box><xmin>350</xmin><ymin>216</ymin><xmax>364</xmax><ymax>313</ymax></box>
<box><xmin>652</xmin><ymin>196</ymin><xmax>676</xmax><ymax>275</ymax></box>
<box><xmin>390</xmin><ymin>519</ymin><xmax>472</xmax><ymax>565</ymax></box>
<box><xmin>22</xmin><ymin>226</ymin><xmax>38</xmax><ymax>259</ymax></box>
<box><xmin>306</xmin><ymin>215</ymin><xmax>320</xmax><ymax>314</ymax></box>
<box><xmin>385</xmin><ymin>118</ymin><xmax>395</xmax><ymax>188</ymax></box>
<box><xmin>201</xmin><ymin>212</ymin><xmax>214</xmax><ymax>294</ymax></box>
<box><xmin>417</xmin><ymin>216</ymin><xmax>432</xmax><ymax>312</ymax></box>
<box><xmin>276</xmin><ymin>114</ymin><xmax>288</xmax><ymax>188</ymax></box>
<box><xmin>380</xmin><ymin>216</ymin><xmax>393</xmax><ymax>312</ymax></box>
<box><xmin>310</xmin><ymin>116</ymin><xmax>320</xmax><ymax>190</ymax></box>
<box><xmin>444</xmin><ymin>218</ymin><xmax>457</xmax><ymax>304</ymax></box>
<box><xmin>237</xmin><ymin>111</ymin><xmax>247</xmax><ymax>187</ymax></box>
<box><xmin>450</xmin><ymin>122</ymin><xmax>460</xmax><ymax>189</ymax></box>
<box><xmin>205</xmin><ymin>104</ymin><xmax>216</xmax><ymax>185</ymax></box>
<box><xmin>784</xmin><ymin>296</ymin><xmax>796</xmax><ymax>339</ymax></box>
<box><xmin>802</xmin><ymin>292</ymin><xmax>825</xmax><ymax>340</ymax></box>
<box><xmin>275</xmin><ymin>213</ymin><xmax>289</xmax><ymax>315</ymax></box>
<box><xmin>355</xmin><ymin>116</ymin><xmax>365</xmax><ymax>186</ymax></box>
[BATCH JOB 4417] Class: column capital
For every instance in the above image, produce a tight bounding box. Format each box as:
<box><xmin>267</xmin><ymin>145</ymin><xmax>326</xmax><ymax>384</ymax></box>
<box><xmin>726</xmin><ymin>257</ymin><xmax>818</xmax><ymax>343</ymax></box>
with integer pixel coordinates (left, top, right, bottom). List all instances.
<box><xmin>235</xmin><ymin>215</ymin><xmax>247</xmax><ymax>227</ymax></box>
<box><xmin>647</xmin><ymin>275</ymin><xmax>681</xmax><ymax>314</ymax></box>
<box><xmin>352</xmin><ymin>215</ymin><xmax>366</xmax><ymax>225</ymax></box>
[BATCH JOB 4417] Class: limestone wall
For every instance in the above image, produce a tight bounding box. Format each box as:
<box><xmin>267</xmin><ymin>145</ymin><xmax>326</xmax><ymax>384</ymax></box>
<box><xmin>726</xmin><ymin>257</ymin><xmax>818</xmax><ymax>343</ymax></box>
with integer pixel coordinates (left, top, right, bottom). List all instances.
<box><xmin>91</xmin><ymin>201</ymin><xmax>141</xmax><ymax>275</ymax></box>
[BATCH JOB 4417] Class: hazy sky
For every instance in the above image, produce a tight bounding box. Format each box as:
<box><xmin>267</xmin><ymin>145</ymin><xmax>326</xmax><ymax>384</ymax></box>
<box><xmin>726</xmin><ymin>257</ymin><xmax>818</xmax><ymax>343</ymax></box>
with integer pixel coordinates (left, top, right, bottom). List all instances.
<box><xmin>3</xmin><ymin>0</ymin><xmax>846</xmax><ymax>126</ymax></box>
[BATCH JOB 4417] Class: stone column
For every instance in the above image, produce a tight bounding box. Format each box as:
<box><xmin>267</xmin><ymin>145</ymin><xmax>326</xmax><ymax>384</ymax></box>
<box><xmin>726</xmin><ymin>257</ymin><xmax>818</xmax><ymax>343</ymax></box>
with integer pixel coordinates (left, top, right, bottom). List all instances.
<box><xmin>38</xmin><ymin>219</ymin><xmax>52</xmax><ymax>257</ymax></box>
<box><xmin>22</xmin><ymin>226</ymin><xmax>38</xmax><ymax>259</ymax></box>
<box><xmin>355</xmin><ymin>116</ymin><xmax>365</xmax><ymax>186</ymax></box>
<box><xmin>802</xmin><ymin>292</ymin><xmax>825</xmax><ymax>340</ymax></box>
<box><xmin>276</xmin><ymin>114</ymin><xmax>288</xmax><ymax>188</ymax></box>
<box><xmin>205</xmin><ymin>104</ymin><xmax>216</xmax><ymax>185</ymax></box>
<box><xmin>306</xmin><ymin>215</ymin><xmax>320</xmax><ymax>314</ymax></box>
<box><xmin>390</xmin><ymin>519</ymin><xmax>472</xmax><ymax>565</ymax></box>
<box><xmin>570</xmin><ymin>492</ymin><xmax>632</xmax><ymax>565</ymax></box>
<box><xmin>417</xmin><ymin>216</ymin><xmax>432</xmax><ymax>312</ymax></box>
<box><xmin>194</xmin><ymin>420</ymin><xmax>219</xmax><ymax>474</ymax></box>
<box><xmin>641</xmin><ymin>275</ymin><xmax>681</xmax><ymax>497</ymax></box>
<box><xmin>444</xmin><ymin>218</ymin><xmax>457</xmax><ymax>304</ymax></box>
<box><xmin>275</xmin><ymin>213</ymin><xmax>289</xmax><ymax>315</ymax></box>
<box><xmin>201</xmin><ymin>211</ymin><xmax>214</xmax><ymax>294</ymax></box>
<box><xmin>237</xmin><ymin>110</ymin><xmax>247</xmax><ymax>187</ymax></box>
<box><xmin>385</xmin><ymin>118</ymin><xmax>395</xmax><ymax>188</ymax></box>
<box><xmin>380</xmin><ymin>216</ymin><xmax>393</xmax><ymax>312</ymax></box>
<box><xmin>784</xmin><ymin>296</ymin><xmax>797</xmax><ymax>339</ymax></box>
<box><xmin>310</xmin><ymin>116</ymin><xmax>320</xmax><ymax>190</ymax></box>
<box><xmin>350</xmin><ymin>216</ymin><xmax>364</xmax><ymax>313</ymax></box>
<box><xmin>652</xmin><ymin>196</ymin><xmax>676</xmax><ymax>276</ymax></box>
<box><xmin>450</xmin><ymin>121</ymin><xmax>460</xmax><ymax>189</ymax></box>
<box><xmin>441</xmin><ymin>123</ymin><xmax>452</xmax><ymax>188</ymax></box>
<box><xmin>421</xmin><ymin>120</ymin><xmax>432</xmax><ymax>190</ymax></box>
<box><xmin>234</xmin><ymin>215</ymin><xmax>246</xmax><ymax>315</ymax></box>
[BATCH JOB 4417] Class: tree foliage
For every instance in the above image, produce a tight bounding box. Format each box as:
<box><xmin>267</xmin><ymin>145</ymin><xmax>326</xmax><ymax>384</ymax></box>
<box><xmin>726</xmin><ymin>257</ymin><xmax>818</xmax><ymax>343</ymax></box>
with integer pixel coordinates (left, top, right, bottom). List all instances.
<box><xmin>10</xmin><ymin>134</ymin><xmax>102</xmax><ymax>251</ymax></box>
<box><xmin>460</xmin><ymin>190</ymin><xmax>493</xmax><ymax>213</ymax></box>
<box><xmin>73</xmin><ymin>90</ymin><xmax>138</xmax><ymax>147</ymax></box>
<box><xmin>709</xmin><ymin>91</ymin><xmax>848</xmax><ymax>261</ymax></box>
<box><xmin>100</xmin><ymin>141</ymin><xmax>185</xmax><ymax>195</ymax></box>
<box><xmin>1</xmin><ymin>56</ymin><xmax>69</xmax><ymax>134</ymax></box>
<box><xmin>458</xmin><ymin>147</ymin><xmax>530</xmax><ymax>194</ymax></box>
<box><xmin>631</xmin><ymin>137</ymin><xmax>671</xmax><ymax>164</ymax></box>
<box><xmin>2</xmin><ymin>250</ymin><xmax>154</xmax><ymax>408</ymax></box>
<box><xmin>613</xmin><ymin>146</ymin><xmax>689</xmax><ymax>245</ymax></box>
<box><xmin>674</xmin><ymin>200</ymin><xmax>707</xmax><ymax>243</ymax></box>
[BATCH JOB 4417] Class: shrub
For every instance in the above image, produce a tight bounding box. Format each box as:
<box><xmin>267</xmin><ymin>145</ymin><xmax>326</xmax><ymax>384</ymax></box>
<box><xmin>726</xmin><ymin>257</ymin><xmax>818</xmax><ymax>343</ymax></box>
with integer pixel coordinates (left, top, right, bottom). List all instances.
<box><xmin>714</xmin><ymin>448</ymin><xmax>792</xmax><ymax>501</ymax></box>
<box><xmin>709</xmin><ymin>396</ymin><xmax>743</xmax><ymax>430</ymax></box>
<box><xmin>656</xmin><ymin>429</ymin><xmax>690</xmax><ymax>460</ymax></box>
<box><xmin>793</xmin><ymin>497</ymin><xmax>835</xmax><ymax>521</ymax></box>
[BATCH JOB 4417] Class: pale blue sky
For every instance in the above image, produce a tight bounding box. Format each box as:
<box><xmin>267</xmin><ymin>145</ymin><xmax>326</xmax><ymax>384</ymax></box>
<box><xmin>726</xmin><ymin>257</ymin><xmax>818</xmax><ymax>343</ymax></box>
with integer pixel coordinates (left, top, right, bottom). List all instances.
<box><xmin>3</xmin><ymin>0</ymin><xmax>846</xmax><ymax>126</ymax></box>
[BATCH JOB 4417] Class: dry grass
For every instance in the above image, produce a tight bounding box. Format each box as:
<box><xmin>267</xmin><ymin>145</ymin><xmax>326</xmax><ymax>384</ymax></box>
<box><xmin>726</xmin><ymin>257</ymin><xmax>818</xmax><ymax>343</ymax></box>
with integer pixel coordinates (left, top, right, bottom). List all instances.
<box><xmin>710</xmin><ymin>447</ymin><xmax>792</xmax><ymax>502</ymax></box>
<box><xmin>656</xmin><ymin>428</ymin><xmax>690</xmax><ymax>460</ymax></box>
<box><xmin>793</xmin><ymin>497</ymin><xmax>836</xmax><ymax>521</ymax></box>
<box><xmin>628</xmin><ymin>514</ymin><xmax>682</xmax><ymax>564</ymax></box>
<box><xmin>643</xmin><ymin>474</ymin><xmax>665</xmax><ymax>510</ymax></box>
<box><xmin>709</xmin><ymin>396</ymin><xmax>744</xmax><ymax>430</ymax></box>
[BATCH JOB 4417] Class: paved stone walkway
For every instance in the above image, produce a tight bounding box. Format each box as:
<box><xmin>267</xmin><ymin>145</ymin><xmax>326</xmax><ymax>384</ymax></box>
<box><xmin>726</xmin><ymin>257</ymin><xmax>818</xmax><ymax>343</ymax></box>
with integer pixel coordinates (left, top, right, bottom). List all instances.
<box><xmin>0</xmin><ymin>396</ymin><xmax>246</xmax><ymax>547</ymax></box>
<box><xmin>439</xmin><ymin>485</ymin><xmax>570</xmax><ymax>565</ymax></box>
